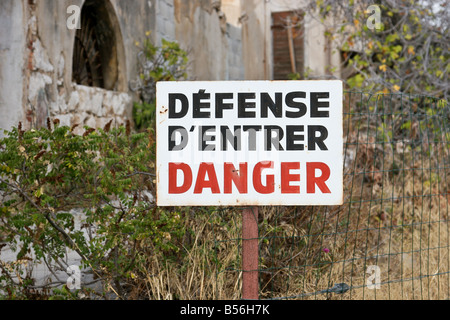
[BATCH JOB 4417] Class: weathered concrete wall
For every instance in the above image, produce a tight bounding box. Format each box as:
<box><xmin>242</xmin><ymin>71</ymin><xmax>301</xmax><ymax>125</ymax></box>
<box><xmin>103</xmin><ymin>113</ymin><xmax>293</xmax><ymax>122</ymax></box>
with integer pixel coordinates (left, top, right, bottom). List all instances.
<box><xmin>32</xmin><ymin>0</ymin><xmax>154</xmax><ymax>96</ymax></box>
<box><xmin>227</xmin><ymin>23</ymin><xmax>245</xmax><ymax>80</ymax></box>
<box><xmin>155</xmin><ymin>0</ymin><xmax>176</xmax><ymax>43</ymax></box>
<box><xmin>4</xmin><ymin>0</ymin><xmax>345</xmax><ymax>133</ymax></box>
<box><xmin>0</xmin><ymin>0</ymin><xmax>26</xmax><ymax>133</ymax></box>
<box><xmin>0</xmin><ymin>0</ymin><xmax>158</xmax><ymax>132</ymax></box>
<box><xmin>240</xmin><ymin>0</ymin><xmax>269</xmax><ymax>80</ymax></box>
<box><xmin>221</xmin><ymin>0</ymin><xmax>241</xmax><ymax>26</ymax></box>
<box><xmin>173</xmin><ymin>0</ymin><xmax>230</xmax><ymax>81</ymax></box>
<box><xmin>1</xmin><ymin>0</ymin><xmax>246</xmax><ymax>132</ymax></box>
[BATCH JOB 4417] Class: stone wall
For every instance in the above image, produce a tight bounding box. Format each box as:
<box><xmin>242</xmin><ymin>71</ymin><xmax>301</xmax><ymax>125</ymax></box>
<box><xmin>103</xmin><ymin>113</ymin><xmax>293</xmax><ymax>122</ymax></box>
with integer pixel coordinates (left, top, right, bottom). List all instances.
<box><xmin>0</xmin><ymin>0</ymin><xmax>157</xmax><ymax>133</ymax></box>
<box><xmin>240</xmin><ymin>0</ymin><xmax>342</xmax><ymax>80</ymax></box>
<box><xmin>0</xmin><ymin>0</ymin><xmax>246</xmax><ymax>134</ymax></box>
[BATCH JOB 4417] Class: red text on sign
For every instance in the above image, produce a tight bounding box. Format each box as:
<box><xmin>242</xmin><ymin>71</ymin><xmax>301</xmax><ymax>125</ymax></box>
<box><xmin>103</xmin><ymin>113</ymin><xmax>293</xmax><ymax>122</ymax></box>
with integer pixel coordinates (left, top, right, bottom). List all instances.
<box><xmin>168</xmin><ymin>161</ymin><xmax>331</xmax><ymax>194</ymax></box>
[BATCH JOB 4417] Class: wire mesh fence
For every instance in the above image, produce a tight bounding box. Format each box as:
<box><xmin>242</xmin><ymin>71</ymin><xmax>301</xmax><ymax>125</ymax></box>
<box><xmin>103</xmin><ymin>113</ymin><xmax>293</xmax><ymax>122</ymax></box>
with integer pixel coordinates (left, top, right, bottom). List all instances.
<box><xmin>0</xmin><ymin>91</ymin><xmax>447</xmax><ymax>300</ymax></box>
<box><xmin>211</xmin><ymin>91</ymin><xmax>449</xmax><ymax>300</ymax></box>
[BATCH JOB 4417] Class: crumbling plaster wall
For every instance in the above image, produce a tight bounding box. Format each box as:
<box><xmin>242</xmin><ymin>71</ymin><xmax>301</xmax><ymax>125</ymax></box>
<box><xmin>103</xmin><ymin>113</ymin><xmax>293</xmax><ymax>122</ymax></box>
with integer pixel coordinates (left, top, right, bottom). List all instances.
<box><xmin>0</xmin><ymin>0</ymin><xmax>26</xmax><ymax>134</ymax></box>
<box><xmin>173</xmin><ymin>0</ymin><xmax>244</xmax><ymax>80</ymax></box>
<box><xmin>0</xmin><ymin>0</ymin><xmax>156</xmax><ymax>134</ymax></box>
<box><xmin>227</xmin><ymin>23</ymin><xmax>245</xmax><ymax>80</ymax></box>
<box><xmin>155</xmin><ymin>0</ymin><xmax>176</xmax><ymax>43</ymax></box>
<box><xmin>0</xmin><ymin>0</ymin><xmax>245</xmax><ymax>134</ymax></box>
<box><xmin>29</xmin><ymin>0</ymin><xmax>157</xmax><ymax>133</ymax></box>
<box><xmin>221</xmin><ymin>0</ymin><xmax>241</xmax><ymax>26</ymax></box>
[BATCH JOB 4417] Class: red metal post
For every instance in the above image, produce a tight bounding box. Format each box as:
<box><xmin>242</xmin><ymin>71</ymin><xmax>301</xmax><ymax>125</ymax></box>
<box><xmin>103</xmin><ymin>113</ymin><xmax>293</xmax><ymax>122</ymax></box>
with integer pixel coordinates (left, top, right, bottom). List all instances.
<box><xmin>242</xmin><ymin>206</ymin><xmax>259</xmax><ymax>300</ymax></box>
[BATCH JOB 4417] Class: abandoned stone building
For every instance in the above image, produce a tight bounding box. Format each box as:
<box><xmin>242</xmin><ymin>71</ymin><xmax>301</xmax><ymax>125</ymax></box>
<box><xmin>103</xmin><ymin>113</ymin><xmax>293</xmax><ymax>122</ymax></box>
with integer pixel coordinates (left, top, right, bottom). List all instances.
<box><xmin>0</xmin><ymin>0</ymin><xmax>341</xmax><ymax>134</ymax></box>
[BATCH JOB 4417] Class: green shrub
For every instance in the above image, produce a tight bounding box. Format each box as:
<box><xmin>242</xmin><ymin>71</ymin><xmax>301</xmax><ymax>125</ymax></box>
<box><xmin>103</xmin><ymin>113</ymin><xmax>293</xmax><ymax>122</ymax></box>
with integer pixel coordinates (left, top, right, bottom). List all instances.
<box><xmin>131</xmin><ymin>37</ymin><xmax>188</xmax><ymax>131</ymax></box>
<box><xmin>0</xmin><ymin>121</ymin><xmax>185</xmax><ymax>299</ymax></box>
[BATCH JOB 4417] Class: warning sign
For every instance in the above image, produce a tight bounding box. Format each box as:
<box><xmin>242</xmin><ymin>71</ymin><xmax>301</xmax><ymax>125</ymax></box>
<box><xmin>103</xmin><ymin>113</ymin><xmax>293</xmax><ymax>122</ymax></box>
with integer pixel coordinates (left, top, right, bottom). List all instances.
<box><xmin>156</xmin><ymin>80</ymin><xmax>343</xmax><ymax>206</ymax></box>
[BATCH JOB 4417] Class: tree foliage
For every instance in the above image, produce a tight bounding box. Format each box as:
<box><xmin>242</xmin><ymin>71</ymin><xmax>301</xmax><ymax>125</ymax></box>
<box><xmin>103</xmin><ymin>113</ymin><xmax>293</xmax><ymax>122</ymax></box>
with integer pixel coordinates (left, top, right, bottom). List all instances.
<box><xmin>130</xmin><ymin>35</ymin><xmax>188</xmax><ymax>131</ymax></box>
<box><xmin>303</xmin><ymin>0</ymin><xmax>449</xmax><ymax>99</ymax></box>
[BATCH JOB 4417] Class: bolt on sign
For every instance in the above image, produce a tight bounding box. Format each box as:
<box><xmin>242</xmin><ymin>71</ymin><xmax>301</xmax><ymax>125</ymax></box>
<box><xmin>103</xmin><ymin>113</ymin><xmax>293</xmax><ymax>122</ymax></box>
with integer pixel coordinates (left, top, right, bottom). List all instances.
<box><xmin>156</xmin><ymin>80</ymin><xmax>343</xmax><ymax>206</ymax></box>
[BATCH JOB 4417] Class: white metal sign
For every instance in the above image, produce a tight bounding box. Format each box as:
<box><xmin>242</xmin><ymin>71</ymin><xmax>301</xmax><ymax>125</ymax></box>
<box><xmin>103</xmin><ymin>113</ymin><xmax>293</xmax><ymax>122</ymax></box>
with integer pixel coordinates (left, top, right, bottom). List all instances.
<box><xmin>156</xmin><ymin>80</ymin><xmax>343</xmax><ymax>206</ymax></box>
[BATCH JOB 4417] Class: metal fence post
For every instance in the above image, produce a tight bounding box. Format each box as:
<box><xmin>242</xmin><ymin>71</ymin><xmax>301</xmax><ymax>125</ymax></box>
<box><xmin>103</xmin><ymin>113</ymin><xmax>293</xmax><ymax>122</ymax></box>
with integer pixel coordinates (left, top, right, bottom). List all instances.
<box><xmin>242</xmin><ymin>206</ymin><xmax>259</xmax><ymax>300</ymax></box>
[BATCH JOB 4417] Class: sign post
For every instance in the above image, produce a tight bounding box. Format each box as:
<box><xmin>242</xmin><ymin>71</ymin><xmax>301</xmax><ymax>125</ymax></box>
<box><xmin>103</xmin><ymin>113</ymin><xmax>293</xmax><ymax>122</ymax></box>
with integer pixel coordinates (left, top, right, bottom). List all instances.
<box><xmin>156</xmin><ymin>80</ymin><xmax>343</xmax><ymax>299</ymax></box>
<box><xmin>242</xmin><ymin>206</ymin><xmax>259</xmax><ymax>300</ymax></box>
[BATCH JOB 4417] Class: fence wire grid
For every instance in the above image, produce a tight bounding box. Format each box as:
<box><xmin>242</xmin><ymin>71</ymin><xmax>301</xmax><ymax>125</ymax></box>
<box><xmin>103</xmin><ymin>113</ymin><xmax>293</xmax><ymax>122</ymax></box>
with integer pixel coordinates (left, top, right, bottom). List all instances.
<box><xmin>209</xmin><ymin>91</ymin><xmax>449</xmax><ymax>300</ymax></box>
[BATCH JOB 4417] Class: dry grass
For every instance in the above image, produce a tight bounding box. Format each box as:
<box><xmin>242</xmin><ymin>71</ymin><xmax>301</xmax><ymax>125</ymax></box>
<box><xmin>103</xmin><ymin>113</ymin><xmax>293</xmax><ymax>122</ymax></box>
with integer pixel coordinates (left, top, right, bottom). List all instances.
<box><xmin>128</xmin><ymin>209</ymin><xmax>243</xmax><ymax>299</ymax></box>
<box><xmin>133</xmin><ymin>150</ymin><xmax>448</xmax><ymax>300</ymax></box>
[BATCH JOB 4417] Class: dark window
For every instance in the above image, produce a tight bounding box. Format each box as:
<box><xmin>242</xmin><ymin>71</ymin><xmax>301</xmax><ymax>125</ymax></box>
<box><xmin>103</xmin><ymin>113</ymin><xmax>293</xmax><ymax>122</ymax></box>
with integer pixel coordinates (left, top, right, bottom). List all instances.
<box><xmin>340</xmin><ymin>50</ymin><xmax>360</xmax><ymax>80</ymax></box>
<box><xmin>72</xmin><ymin>0</ymin><xmax>119</xmax><ymax>90</ymax></box>
<box><xmin>271</xmin><ymin>11</ymin><xmax>304</xmax><ymax>80</ymax></box>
